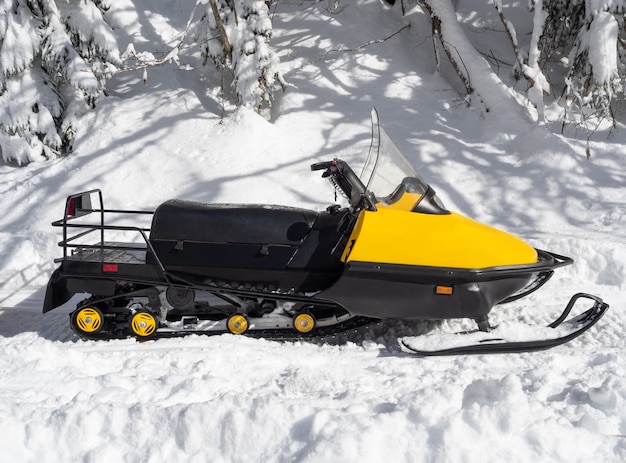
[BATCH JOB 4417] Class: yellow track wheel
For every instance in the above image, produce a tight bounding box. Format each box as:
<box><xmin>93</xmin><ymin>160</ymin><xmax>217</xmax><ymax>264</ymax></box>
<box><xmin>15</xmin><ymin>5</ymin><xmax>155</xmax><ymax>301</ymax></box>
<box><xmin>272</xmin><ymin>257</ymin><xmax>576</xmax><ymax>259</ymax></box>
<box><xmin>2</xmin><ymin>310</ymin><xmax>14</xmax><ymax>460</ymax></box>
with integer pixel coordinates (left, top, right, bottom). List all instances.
<box><xmin>293</xmin><ymin>312</ymin><xmax>316</xmax><ymax>334</ymax></box>
<box><xmin>130</xmin><ymin>311</ymin><xmax>158</xmax><ymax>338</ymax></box>
<box><xmin>227</xmin><ymin>314</ymin><xmax>249</xmax><ymax>335</ymax></box>
<box><xmin>72</xmin><ymin>307</ymin><xmax>103</xmax><ymax>335</ymax></box>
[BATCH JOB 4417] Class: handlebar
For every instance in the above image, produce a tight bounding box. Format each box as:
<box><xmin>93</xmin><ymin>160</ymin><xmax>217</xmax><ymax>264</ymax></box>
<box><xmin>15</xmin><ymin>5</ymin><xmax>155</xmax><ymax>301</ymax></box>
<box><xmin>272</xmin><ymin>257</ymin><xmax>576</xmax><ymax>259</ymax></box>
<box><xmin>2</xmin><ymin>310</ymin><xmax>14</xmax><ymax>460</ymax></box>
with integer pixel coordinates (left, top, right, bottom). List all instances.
<box><xmin>311</xmin><ymin>161</ymin><xmax>335</xmax><ymax>171</ymax></box>
<box><xmin>310</xmin><ymin>159</ymin><xmax>376</xmax><ymax>211</ymax></box>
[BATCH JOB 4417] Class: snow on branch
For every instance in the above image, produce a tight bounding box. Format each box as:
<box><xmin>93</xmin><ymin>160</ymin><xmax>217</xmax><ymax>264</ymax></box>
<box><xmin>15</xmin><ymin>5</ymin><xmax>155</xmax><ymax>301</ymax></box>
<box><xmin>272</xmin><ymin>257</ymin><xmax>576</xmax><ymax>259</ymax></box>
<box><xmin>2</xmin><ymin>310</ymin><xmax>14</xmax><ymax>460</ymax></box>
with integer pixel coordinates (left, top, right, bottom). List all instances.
<box><xmin>418</xmin><ymin>0</ymin><xmax>473</xmax><ymax>96</ymax></box>
<box><xmin>492</xmin><ymin>0</ymin><xmax>536</xmax><ymax>88</ymax></box>
<box><xmin>193</xmin><ymin>0</ymin><xmax>286</xmax><ymax>113</ymax></box>
<box><xmin>1</xmin><ymin>0</ymin><xmax>285</xmax><ymax>165</ymax></box>
<box><xmin>312</xmin><ymin>25</ymin><xmax>411</xmax><ymax>63</ymax></box>
<box><xmin>122</xmin><ymin>0</ymin><xmax>286</xmax><ymax>115</ymax></box>
<box><xmin>415</xmin><ymin>0</ymin><xmax>523</xmax><ymax>115</ymax></box>
<box><xmin>410</xmin><ymin>0</ymin><xmax>626</xmax><ymax>127</ymax></box>
<box><xmin>524</xmin><ymin>0</ymin><xmax>626</xmax><ymax>128</ymax></box>
<box><xmin>0</xmin><ymin>0</ymin><xmax>120</xmax><ymax>166</ymax></box>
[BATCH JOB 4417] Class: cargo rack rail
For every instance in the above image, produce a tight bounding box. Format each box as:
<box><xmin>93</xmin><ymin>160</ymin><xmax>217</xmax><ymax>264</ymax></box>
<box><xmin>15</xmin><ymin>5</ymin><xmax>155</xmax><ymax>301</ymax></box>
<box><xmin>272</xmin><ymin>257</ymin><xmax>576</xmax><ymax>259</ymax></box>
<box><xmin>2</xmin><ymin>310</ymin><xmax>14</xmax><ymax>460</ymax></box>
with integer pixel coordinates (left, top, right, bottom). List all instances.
<box><xmin>51</xmin><ymin>189</ymin><xmax>168</xmax><ymax>276</ymax></box>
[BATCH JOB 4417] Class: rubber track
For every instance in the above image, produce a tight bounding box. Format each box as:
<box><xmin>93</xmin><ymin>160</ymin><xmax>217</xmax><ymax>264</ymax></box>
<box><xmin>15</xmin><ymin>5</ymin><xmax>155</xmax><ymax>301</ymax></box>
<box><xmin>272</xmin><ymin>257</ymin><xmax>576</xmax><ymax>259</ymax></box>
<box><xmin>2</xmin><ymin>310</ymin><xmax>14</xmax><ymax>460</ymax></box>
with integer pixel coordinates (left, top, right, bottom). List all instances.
<box><xmin>70</xmin><ymin>291</ymin><xmax>375</xmax><ymax>342</ymax></box>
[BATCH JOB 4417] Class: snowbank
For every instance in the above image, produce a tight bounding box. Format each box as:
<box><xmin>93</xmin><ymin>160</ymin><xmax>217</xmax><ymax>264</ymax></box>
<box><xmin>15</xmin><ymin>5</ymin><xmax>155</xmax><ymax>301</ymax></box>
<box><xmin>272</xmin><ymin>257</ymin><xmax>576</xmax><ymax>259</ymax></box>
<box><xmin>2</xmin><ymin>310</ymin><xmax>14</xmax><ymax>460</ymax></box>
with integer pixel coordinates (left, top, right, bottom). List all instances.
<box><xmin>0</xmin><ymin>1</ymin><xmax>624</xmax><ymax>462</ymax></box>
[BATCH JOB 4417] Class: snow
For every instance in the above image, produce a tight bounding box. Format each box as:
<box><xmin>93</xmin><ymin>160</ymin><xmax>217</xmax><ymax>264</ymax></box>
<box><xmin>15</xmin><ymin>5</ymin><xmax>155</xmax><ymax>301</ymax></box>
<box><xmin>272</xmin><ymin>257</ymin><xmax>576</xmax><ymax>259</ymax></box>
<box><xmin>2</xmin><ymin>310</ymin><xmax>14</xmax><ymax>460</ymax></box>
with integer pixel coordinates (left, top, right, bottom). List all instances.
<box><xmin>587</xmin><ymin>11</ymin><xmax>619</xmax><ymax>85</ymax></box>
<box><xmin>0</xmin><ymin>3</ymin><xmax>39</xmax><ymax>77</ymax></box>
<box><xmin>1</xmin><ymin>0</ymin><xmax>625</xmax><ymax>461</ymax></box>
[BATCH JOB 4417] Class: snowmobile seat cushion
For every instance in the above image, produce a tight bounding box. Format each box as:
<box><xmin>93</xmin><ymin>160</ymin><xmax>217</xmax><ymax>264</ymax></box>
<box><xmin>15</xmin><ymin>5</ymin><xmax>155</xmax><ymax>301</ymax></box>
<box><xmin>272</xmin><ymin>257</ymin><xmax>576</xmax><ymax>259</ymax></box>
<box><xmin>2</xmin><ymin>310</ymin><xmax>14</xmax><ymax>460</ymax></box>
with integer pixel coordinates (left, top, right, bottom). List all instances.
<box><xmin>150</xmin><ymin>200</ymin><xmax>319</xmax><ymax>245</ymax></box>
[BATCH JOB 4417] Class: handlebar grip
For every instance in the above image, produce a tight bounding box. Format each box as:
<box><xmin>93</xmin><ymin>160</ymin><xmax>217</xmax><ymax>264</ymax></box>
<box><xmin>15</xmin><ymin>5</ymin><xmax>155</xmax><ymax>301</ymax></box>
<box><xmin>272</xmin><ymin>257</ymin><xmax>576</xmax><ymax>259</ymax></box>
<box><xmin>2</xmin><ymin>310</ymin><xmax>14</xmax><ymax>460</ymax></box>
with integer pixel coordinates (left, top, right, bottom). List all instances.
<box><xmin>311</xmin><ymin>160</ymin><xmax>335</xmax><ymax>171</ymax></box>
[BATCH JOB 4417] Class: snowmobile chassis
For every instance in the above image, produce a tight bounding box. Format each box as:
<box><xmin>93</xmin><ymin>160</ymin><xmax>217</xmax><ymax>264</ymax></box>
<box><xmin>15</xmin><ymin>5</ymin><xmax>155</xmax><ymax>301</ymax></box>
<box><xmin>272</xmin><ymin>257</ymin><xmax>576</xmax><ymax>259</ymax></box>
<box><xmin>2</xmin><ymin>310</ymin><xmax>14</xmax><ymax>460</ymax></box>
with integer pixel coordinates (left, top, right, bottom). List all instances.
<box><xmin>44</xmin><ymin>189</ymin><xmax>376</xmax><ymax>341</ymax></box>
<box><xmin>43</xmin><ymin>110</ymin><xmax>609</xmax><ymax>354</ymax></box>
<box><xmin>43</xmin><ymin>188</ymin><xmax>608</xmax><ymax>354</ymax></box>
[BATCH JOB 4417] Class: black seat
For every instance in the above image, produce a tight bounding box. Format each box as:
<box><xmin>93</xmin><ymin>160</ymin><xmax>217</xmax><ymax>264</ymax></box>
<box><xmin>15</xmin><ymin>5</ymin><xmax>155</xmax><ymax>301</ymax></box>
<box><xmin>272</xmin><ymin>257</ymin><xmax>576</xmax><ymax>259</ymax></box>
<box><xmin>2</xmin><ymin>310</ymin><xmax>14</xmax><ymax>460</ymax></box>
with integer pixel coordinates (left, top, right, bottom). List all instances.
<box><xmin>150</xmin><ymin>200</ymin><xmax>318</xmax><ymax>245</ymax></box>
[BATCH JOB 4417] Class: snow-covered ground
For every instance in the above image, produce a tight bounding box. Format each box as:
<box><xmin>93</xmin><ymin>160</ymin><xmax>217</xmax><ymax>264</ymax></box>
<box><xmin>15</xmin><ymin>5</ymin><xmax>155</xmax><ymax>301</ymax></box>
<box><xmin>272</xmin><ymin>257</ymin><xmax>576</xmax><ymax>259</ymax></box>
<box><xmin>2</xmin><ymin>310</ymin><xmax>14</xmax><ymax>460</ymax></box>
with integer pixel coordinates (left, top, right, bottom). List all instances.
<box><xmin>1</xmin><ymin>1</ymin><xmax>625</xmax><ymax>461</ymax></box>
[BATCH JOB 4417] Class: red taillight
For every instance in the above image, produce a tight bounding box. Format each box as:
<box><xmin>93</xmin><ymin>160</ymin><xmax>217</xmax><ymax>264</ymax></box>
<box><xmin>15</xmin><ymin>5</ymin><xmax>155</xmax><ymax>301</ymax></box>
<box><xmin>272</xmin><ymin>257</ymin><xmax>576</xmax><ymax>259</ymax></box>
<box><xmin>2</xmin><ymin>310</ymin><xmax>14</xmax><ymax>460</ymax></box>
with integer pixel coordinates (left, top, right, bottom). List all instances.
<box><xmin>67</xmin><ymin>198</ymin><xmax>76</xmax><ymax>216</ymax></box>
<box><xmin>102</xmin><ymin>264</ymin><xmax>118</xmax><ymax>273</ymax></box>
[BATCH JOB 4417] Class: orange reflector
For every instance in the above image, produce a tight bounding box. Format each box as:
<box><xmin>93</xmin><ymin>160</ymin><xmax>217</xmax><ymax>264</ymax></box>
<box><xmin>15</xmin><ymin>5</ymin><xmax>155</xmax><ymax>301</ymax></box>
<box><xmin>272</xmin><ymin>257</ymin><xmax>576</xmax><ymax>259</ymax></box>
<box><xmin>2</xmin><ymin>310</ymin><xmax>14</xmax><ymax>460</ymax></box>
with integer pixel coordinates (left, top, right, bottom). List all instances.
<box><xmin>435</xmin><ymin>285</ymin><xmax>454</xmax><ymax>295</ymax></box>
<box><xmin>103</xmin><ymin>264</ymin><xmax>119</xmax><ymax>273</ymax></box>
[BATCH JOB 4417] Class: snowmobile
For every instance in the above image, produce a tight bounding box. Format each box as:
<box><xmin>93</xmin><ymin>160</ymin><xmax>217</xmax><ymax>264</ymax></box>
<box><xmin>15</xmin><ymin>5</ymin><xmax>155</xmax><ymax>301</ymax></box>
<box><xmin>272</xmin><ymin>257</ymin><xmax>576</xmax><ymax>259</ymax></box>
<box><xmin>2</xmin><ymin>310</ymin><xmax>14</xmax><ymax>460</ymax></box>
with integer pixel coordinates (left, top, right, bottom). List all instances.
<box><xmin>43</xmin><ymin>109</ymin><xmax>608</xmax><ymax>355</ymax></box>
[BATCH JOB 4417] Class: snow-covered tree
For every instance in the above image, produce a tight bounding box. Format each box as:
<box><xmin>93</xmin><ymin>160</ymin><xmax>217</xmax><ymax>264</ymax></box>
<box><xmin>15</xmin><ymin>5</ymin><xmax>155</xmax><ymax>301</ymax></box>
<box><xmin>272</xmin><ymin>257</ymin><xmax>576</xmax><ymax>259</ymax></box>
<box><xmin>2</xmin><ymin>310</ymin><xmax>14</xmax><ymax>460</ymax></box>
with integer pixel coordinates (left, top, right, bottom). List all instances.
<box><xmin>192</xmin><ymin>0</ymin><xmax>285</xmax><ymax>112</ymax></box>
<box><xmin>407</xmin><ymin>0</ymin><xmax>626</xmax><ymax>124</ymax></box>
<box><xmin>537</xmin><ymin>0</ymin><xmax>626</xmax><ymax>120</ymax></box>
<box><xmin>0</xmin><ymin>0</ymin><xmax>120</xmax><ymax>165</ymax></box>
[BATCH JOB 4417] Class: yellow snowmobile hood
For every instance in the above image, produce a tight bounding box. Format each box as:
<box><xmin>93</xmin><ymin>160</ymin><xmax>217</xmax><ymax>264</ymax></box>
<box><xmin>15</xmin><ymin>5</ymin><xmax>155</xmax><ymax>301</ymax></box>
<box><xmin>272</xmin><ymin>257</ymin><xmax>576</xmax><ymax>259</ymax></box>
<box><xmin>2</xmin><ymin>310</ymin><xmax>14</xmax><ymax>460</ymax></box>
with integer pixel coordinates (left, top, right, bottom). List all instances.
<box><xmin>343</xmin><ymin>203</ymin><xmax>538</xmax><ymax>269</ymax></box>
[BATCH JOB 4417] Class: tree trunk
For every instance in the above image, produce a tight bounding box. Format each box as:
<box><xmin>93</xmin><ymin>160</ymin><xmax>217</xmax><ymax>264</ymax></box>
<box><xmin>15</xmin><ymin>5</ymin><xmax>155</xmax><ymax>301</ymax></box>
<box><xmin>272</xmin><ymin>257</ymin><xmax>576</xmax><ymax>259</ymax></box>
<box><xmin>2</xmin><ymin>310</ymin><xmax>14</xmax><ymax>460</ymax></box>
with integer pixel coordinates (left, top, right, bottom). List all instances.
<box><xmin>208</xmin><ymin>0</ymin><xmax>233</xmax><ymax>61</ymax></box>
<box><xmin>417</xmin><ymin>0</ymin><xmax>526</xmax><ymax>116</ymax></box>
<box><xmin>418</xmin><ymin>0</ymin><xmax>472</xmax><ymax>95</ymax></box>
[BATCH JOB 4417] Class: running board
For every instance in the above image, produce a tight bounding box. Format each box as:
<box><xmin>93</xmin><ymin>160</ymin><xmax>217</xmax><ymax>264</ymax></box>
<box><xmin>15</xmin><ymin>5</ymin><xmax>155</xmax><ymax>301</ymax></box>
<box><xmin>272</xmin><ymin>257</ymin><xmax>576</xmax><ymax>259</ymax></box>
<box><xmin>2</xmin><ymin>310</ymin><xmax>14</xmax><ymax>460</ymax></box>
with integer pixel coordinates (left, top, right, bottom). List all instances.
<box><xmin>400</xmin><ymin>293</ymin><xmax>609</xmax><ymax>356</ymax></box>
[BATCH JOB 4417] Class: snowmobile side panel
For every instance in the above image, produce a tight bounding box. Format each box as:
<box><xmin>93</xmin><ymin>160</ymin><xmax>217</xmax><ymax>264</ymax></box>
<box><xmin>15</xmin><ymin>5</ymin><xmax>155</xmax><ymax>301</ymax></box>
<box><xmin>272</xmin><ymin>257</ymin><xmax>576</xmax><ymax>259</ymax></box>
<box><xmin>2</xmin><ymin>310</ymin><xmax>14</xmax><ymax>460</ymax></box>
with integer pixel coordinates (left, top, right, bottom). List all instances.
<box><xmin>148</xmin><ymin>240</ymin><xmax>299</xmax><ymax>270</ymax></box>
<box><xmin>43</xmin><ymin>256</ymin><xmax>165</xmax><ymax>313</ymax></box>
<box><xmin>498</xmin><ymin>270</ymin><xmax>554</xmax><ymax>304</ymax></box>
<box><xmin>161</xmin><ymin>265</ymin><xmax>343</xmax><ymax>294</ymax></box>
<box><xmin>148</xmin><ymin>207</ymin><xmax>352</xmax><ymax>293</ymax></box>
<box><xmin>66</xmin><ymin>277</ymin><xmax>117</xmax><ymax>297</ymax></box>
<box><xmin>61</xmin><ymin>259</ymin><xmax>163</xmax><ymax>281</ymax></box>
<box><xmin>316</xmin><ymin>261</ymin><xmax>535</xmax><ymax>320</ymax></box>
<box><xmin>288</xmin><ymin>207</ymin><xmax>353</xmax><ymax>270</ymax></box>
<box><xmin>43</xmin><ymin>266</ymin><xmax>73</xmax><ymax>313</ymax></box>
<box><xmin>343</xmin><ymin>209</ymin><xmax>538</xmax><ymax>269</ymax></box>
<box><xmin>44</xmin><ymin>272</ymin><xmax>119</xmax><ymax>314</ymax></box>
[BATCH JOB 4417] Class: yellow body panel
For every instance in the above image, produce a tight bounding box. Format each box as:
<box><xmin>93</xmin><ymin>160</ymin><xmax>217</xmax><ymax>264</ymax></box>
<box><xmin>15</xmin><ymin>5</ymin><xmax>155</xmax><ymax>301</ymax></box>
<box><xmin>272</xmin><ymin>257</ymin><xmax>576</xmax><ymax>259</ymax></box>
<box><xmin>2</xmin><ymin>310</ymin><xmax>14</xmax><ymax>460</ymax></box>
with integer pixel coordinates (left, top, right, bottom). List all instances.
<box><xmin>379</xmin><ymin>192</ymin><xmax>423</xmax><ymax>211</ymax></box>
<box><xmin>343</xmin><ymin>201</ymin><xmax>538</xmax><ymax>269</ymax></box>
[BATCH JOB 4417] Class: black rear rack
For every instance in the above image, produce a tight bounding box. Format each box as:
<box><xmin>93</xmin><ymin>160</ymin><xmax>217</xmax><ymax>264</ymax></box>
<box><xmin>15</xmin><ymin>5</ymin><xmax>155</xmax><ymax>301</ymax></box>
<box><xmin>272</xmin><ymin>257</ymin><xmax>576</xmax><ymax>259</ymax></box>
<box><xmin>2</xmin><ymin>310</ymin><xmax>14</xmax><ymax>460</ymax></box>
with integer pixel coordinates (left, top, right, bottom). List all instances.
<box><xmin>52</xmin><ymin>189</ymin><xmax>167</xmax><ymax>276</ymax></box>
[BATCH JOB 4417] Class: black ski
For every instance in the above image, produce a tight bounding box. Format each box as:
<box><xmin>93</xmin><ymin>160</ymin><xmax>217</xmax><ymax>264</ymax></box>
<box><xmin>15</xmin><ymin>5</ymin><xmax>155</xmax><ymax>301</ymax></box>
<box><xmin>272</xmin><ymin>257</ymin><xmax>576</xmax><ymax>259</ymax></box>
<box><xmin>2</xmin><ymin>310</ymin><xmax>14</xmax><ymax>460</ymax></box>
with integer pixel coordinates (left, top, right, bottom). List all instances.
<box><xmin>400</xmin><ymin>293</ymin><xmax>609</xmax><ymax>356</ymax></box>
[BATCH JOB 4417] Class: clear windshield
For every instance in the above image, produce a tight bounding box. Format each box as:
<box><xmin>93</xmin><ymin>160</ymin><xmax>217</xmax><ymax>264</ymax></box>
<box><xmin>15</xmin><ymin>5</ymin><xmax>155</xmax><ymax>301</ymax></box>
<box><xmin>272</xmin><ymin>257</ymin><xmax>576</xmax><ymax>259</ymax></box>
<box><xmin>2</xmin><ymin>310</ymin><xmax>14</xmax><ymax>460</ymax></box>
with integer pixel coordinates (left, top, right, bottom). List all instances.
<box><xmin>360</xmin><ymin>109</ymin><xmax>430</xmax><ymax>202</ymax></box>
